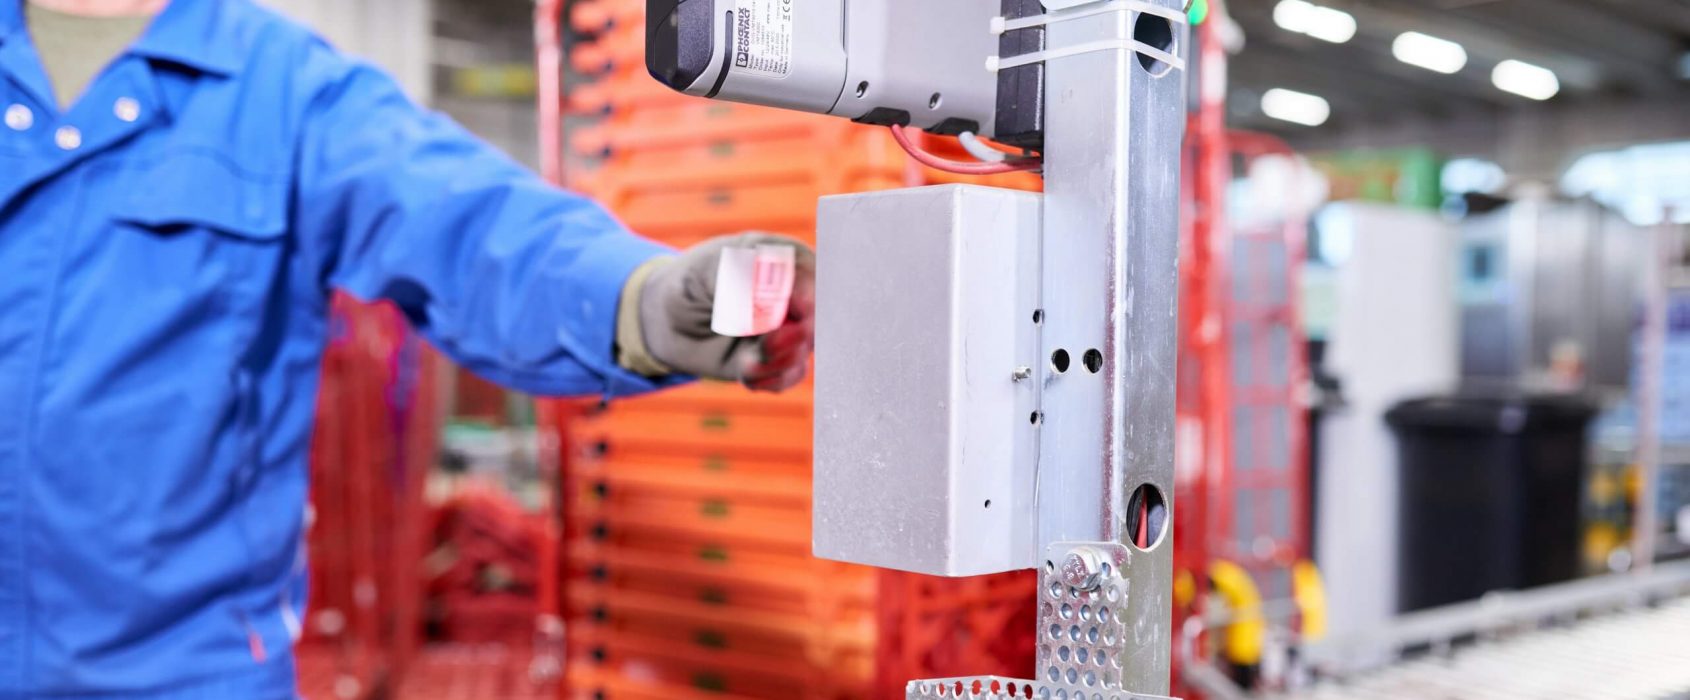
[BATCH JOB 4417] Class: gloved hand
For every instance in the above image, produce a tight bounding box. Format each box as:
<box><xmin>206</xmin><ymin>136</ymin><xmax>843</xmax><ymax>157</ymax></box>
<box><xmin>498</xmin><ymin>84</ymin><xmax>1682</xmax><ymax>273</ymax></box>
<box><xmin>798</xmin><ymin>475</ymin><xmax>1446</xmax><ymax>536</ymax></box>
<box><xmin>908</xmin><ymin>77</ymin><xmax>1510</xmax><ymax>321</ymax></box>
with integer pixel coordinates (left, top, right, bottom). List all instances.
<box><xmin>615</xmin><ymin>233</ymin><xmax>816</xmax><ymax>393</ymax></box>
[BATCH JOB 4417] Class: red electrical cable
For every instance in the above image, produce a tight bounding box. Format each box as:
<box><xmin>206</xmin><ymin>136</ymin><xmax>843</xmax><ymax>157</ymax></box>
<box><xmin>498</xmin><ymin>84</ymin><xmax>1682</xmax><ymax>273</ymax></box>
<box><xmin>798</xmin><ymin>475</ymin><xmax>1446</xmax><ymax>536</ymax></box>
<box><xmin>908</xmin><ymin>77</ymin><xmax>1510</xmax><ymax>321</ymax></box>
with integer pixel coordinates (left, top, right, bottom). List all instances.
<box><xmin>889</xmin><ymin>124</ymin><xmax>1042</xmax><ymax>175</ymax></box>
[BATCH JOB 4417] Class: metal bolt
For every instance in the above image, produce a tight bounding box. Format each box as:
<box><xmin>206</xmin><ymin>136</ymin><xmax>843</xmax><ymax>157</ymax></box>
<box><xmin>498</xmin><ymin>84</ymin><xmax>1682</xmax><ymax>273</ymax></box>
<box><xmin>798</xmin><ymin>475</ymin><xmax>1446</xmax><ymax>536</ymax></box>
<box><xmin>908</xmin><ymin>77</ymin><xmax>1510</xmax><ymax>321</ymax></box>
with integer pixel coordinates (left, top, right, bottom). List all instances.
<box><xmin>1012</xmin><ymin>366</ymin><xmax>1033</xmax><ymax>381</ymax></box>
<box><xmin>1060</xmin><ymin>547</ymin><xmax>1109</xmax><ymax>591</ymax></box>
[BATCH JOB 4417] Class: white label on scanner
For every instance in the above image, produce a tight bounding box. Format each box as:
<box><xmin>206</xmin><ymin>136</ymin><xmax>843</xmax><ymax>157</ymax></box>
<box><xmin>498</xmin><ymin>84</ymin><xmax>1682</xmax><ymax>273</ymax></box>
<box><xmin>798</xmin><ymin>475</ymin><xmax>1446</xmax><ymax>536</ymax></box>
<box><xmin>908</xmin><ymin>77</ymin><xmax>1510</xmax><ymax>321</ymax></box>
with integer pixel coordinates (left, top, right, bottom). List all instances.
<box><xmin>731</xmin><ymin>0</ymin><xmax>793</xmax><ymax>78</ymax></box>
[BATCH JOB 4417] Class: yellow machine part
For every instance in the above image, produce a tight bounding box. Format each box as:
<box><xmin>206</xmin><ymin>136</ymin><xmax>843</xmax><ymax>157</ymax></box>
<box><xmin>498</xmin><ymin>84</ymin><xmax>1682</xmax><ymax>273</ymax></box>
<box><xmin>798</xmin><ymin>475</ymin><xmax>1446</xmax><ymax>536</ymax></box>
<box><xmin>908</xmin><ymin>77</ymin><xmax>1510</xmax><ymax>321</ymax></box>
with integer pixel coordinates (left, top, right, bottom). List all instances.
<box><xmin>1208</xmin><ymin>560</ymin><xmax>1264</xmax><ymax>666</ymax></box>
<box><xmin>1174</xmin><ymin>569</ymin><xmax>1198</xmax><ymax>611</ymax></box>
<box><xmin>1292</xmin><ymin>560</ymin><xmax>1328</xmax><ymax>642</ymax></box>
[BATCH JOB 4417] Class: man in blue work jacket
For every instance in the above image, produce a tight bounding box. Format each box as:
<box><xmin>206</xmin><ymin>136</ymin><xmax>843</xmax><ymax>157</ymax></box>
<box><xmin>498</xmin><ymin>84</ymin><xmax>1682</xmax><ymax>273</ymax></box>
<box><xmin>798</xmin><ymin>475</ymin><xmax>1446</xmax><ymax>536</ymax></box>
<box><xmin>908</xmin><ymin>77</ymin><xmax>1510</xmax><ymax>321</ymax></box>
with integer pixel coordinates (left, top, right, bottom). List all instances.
<box><xmin>0</xmin><ymin>0</ymin><xmax>817</xmax><ymax>696</ymax></box>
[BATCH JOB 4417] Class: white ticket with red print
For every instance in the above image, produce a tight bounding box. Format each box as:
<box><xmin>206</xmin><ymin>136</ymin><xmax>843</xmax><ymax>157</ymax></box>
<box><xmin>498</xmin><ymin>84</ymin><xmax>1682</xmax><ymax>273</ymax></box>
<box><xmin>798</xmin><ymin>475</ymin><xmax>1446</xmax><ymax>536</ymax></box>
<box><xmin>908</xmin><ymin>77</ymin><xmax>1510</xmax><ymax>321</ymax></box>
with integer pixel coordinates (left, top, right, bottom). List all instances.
<box><xmin>711</xmin><ymin>244</ymin><xmax>795</xmax><ymax>338</ymax></box>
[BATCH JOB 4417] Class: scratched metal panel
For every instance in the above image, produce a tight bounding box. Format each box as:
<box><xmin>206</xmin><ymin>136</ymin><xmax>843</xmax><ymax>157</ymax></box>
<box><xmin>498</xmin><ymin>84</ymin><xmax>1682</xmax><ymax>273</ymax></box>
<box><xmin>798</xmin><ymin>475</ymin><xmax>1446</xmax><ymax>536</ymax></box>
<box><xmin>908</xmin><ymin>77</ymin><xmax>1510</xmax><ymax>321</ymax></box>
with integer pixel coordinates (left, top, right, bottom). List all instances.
<box><xmin>814</xmin><ymin>184</ymin><xmax>1043</xmax><ymax>577</ymax></box>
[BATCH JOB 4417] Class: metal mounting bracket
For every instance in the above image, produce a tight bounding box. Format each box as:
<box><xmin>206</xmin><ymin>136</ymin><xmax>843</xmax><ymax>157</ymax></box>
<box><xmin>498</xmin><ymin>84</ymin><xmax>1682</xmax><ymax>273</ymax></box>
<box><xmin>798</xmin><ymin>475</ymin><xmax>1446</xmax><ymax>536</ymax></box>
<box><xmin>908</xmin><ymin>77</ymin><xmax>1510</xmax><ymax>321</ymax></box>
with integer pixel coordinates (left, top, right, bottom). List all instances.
<box><xmin>905</xmin><ymin>543</ymin><xmax>1177</xmax><ymax>700</ymax></box>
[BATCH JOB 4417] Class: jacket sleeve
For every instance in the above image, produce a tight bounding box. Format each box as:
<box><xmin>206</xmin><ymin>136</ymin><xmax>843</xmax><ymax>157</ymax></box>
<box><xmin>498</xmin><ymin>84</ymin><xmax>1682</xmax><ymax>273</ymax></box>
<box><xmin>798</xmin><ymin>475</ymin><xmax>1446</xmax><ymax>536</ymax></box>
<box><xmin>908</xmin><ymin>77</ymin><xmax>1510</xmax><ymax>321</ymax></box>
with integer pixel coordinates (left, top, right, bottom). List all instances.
<box><xmin>295</xmin><ymin>57</ymin><xmax>682</xmax><ymax>398</ymax></box>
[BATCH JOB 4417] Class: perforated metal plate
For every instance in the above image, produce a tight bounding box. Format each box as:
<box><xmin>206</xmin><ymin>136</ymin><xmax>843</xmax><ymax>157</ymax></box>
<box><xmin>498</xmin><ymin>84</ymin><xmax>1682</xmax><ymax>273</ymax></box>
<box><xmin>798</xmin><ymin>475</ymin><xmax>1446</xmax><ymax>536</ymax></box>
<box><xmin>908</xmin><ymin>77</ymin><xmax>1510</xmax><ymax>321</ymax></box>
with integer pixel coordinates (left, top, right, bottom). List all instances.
<box><xmin>1035</xmin><ymin>543</ymin><xmax>1133</xmax><ymax>691</ymax></box>
<box><xmin>906</xmin><ymin>676</ymin><xmax>1172</xmax><ymax>700</ymax></box>
<box><xmin>905</xmin><ymin>543</ymin><xmax>1175</xmax><ymax>700</ymax></box>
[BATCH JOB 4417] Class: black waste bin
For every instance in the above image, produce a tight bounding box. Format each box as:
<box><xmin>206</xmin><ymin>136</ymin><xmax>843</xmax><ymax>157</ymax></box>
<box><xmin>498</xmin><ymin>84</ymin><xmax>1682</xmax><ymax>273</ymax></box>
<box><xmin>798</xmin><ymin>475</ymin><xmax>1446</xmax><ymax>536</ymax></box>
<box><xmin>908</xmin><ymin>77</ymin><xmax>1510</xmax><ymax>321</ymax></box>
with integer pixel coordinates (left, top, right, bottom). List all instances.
<box><xmin>1386</xmin><ymin>394</ymin><xmax>1596</xmax><ymax>613</ymax></box>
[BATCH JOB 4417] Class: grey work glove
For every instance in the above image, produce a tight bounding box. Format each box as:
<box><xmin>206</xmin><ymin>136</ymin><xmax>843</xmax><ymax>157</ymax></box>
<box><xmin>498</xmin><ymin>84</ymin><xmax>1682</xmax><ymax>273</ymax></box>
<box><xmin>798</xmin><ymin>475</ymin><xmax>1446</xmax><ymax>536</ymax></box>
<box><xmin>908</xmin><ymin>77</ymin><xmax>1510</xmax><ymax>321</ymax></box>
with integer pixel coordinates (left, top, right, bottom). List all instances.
<box><xmin>615</xmin><ymin>233</ymin><xmax>816</xmax><ymax>393</ymax></box>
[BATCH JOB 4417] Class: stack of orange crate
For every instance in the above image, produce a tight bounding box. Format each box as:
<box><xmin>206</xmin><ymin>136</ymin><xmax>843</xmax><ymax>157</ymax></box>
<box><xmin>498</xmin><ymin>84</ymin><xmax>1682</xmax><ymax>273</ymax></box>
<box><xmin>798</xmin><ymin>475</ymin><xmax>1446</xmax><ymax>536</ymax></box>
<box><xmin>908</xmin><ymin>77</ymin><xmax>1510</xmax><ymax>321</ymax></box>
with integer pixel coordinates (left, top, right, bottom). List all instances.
<box><xmin>556</xmin><ymin>3</ymin><xmax>1040</xmax><ymax>699</ymax></box>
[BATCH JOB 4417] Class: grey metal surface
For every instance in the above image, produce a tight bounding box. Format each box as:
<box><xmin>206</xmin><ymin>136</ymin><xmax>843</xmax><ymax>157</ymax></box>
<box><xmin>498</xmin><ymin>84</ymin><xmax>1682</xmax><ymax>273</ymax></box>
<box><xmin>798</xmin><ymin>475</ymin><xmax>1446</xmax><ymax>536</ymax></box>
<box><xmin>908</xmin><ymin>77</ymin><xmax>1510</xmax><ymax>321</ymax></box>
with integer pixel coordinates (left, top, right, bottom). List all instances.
<box><xmin>1459</xmin><ymin>197</ymin><xmax>1650</xmax><ymax>391</ymax></box>
<box><xmin>833</xmin><ymin>0</ymin><xmax>1002</xmax><ymax>134</ymax></box>
<box><xmin>1034</xmin><ymin>0</ymin><xmax>1187</xmax><ymax>694</ymax></box>
<box><xmin>673</xmin><ymin>0</ymin><xmax>1002</xmax><ymax>135</ymax></box>
<box><xmin>813</xmin><ymin>185</ymin><xmax>1043</xmax><ymax>577</ymax></box>
<box><xmin>1171</xmin><ymin>563</ymin><xmax>1690</xmax><ymax>699</ymax></box>
<box><xmin>1299</xmin><ymin>559</ymin><xmax>1690</xmax><ymax>675</ymax></box>
<box><xmin>1278</xmin><ymin>596</ymin><xmax>1690</xmax><ymax>699</ymax></box>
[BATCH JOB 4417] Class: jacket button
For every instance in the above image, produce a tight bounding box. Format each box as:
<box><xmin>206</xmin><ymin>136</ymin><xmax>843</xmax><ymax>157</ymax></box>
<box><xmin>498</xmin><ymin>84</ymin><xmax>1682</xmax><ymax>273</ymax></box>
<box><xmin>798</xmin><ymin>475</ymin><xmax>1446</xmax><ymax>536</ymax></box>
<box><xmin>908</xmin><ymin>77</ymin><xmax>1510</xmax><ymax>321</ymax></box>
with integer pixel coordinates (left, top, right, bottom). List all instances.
<box><xmin>114</xmin><ymin>97</ymin><xmax>141</xmax><ymax>123</ymax></box>
<box><xmin>4</xmin><ymin>104</ymin><xmax>30</xmax><ymax>131</ymax></box>
<box><xmin>55</xmin><ymin>126</ymin><xmax>81</xmax><ymax>150</ymax></box>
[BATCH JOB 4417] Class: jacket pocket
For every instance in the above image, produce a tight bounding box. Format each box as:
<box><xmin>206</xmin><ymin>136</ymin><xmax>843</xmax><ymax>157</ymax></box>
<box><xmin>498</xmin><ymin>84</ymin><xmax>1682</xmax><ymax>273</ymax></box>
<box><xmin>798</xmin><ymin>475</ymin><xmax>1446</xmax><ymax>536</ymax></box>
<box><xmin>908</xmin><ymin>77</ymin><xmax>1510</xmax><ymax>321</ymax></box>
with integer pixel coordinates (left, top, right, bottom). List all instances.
<box><xmin>111</xmin><ymin>148</ymin><xmax>288</xmax><ymax>241</ymax></box>
<box><xmin>106</xmin><ymin>149</ymin><xmax>291</xmax><ymax>326</ymax></box>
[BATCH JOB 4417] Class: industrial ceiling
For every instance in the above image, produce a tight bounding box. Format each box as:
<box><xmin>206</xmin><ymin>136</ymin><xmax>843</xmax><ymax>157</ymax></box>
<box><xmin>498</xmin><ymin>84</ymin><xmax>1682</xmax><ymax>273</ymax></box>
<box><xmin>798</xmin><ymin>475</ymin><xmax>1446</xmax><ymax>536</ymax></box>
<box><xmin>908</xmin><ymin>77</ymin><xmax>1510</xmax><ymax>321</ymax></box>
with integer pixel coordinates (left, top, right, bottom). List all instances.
<box><xmin>1224</xmin><ymin>0</ymin><xmax>1690</xmax><ymax>130</ymax></box>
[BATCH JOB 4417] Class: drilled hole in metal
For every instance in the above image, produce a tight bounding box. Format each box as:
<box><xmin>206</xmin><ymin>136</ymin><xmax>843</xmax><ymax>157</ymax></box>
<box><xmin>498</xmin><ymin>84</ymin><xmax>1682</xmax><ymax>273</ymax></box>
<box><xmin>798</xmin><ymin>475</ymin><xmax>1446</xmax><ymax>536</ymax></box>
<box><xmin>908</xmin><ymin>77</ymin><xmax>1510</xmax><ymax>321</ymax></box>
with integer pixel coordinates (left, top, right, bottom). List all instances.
<box><xmin>1126</xmin><ymin>483</ymin><xmax>1169</xmax><ymax>550</ymax></box>
<box><xmin>1133</xmin><ymin>14</ymin><xmax>1176</xmax><ymax>77</ymax></box>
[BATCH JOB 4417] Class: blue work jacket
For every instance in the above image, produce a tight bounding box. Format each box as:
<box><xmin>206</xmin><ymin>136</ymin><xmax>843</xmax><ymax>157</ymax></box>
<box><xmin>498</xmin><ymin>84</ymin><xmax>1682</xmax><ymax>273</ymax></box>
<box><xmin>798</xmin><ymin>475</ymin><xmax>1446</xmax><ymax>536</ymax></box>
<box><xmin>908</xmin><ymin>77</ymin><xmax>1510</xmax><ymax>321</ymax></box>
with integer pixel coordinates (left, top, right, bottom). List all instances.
<box><xmin>0</xmin><ymin>0</ymin><xmax>677</xmax><ymax>696</ymax></box>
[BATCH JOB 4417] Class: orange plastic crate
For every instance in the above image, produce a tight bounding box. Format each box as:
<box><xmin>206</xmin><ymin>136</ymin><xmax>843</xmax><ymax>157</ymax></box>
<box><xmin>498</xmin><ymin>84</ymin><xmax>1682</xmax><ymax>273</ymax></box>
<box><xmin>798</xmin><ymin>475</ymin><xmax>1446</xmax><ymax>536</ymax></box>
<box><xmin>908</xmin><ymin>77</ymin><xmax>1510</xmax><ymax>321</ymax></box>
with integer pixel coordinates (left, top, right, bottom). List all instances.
<box><xmin>571</xmin><ymin>466</ymin><xmax>807</xmax><ymax>511</ymax></box>
<box><xmin>600</xmin><ymin>380</ymin><xmax>815</xmax><ymax>417</ymax></box>
<box><xmin>573</xmin><ymin>627</ymin><xmax>874</xmax><ymax>689</ymax></box>
<box><xmin>565</xmin><ymin>664</ymin><xmax>816</xmax><ymax>700</ymax></box>
<box><xmin>605</xmin><ymin>179</ymin><xmax>903</xmax><ymax>240</ymax></box>
<box><xmin>563</xmin><ymin>669</ymin><xmax>760</xmax><ymax>700</ymax></box>
<box><xmin>592</xmin><ymin>100</ymin><xmax>792</xmax><ymax>129</ymax></box>
<box><xmin>571</xmin><ymin>584</ymin><xmax>876</xmax><ymax>650</ymax></box>
<box><xmin>569</xmin><ymin>499</ymin><xmax>810</xmax><ymax>551</ymax></box>
<box><xmin>573</xmin><ymin>480</ymin><xmax>809</xmax><ymax>541</ymax></box>
<box><xmin>573</xmin><ymin>620</ymin><xmax>856</xmax><ymax>675</ymax></box>
<box><xmin>567</xmin><ymin>544</ymin><xmax>875</xmax><ymax>605</ymax></box>
<box><xmin>571</xmin><ymin>562</ymin><xmax>868</xmax><ymax>621</ymax></box>
<box><xmin>569</xmin><ymin>22</ymin><xmax>649</xmax><ymax>76</ymax></box>
<box><xmin>595</xmin><ymin>129</ymin><xmax>897</xmax><ymax>172</ymax></box>
<box><xmin>573</xmin><ymin>401</ymin><xmax>813</xmax><ymax>454</ymax></box>
<box><xmin>573</xmin><ymin>457</ymin><xmax>809</xmax><ymax>505</ymax></box>
<box><xmin>572</xmin><ymin>459</ymin><xmax>808</xmax><ymax>500</ymax></box>
<box><xmin>571</xmin><ymin>109</ymin><xmax>844</xmax><ymax>157</ymax></box>
<box><xmin>571</xmin><ymin>658</ymin><xmax>815</xmax><ymax>699</ymax></box>
<box><xmin>570</xmin><ymin>529</ymin><xmax>830</xmax><ymax>576</ymax></box>
<box><xmin>586</xmin><ymin>147</ymin><xmax>904</xmax><ymax>196</ymax></box>
<box><xmin>569</xmin><ymin>75</ymin><xmax>700</xmax><ymax>117</ymax></box>
<box><xmin>569</xmin><ymin>0</ymin><xmax>641</xmax><ymax>34</ymax></box>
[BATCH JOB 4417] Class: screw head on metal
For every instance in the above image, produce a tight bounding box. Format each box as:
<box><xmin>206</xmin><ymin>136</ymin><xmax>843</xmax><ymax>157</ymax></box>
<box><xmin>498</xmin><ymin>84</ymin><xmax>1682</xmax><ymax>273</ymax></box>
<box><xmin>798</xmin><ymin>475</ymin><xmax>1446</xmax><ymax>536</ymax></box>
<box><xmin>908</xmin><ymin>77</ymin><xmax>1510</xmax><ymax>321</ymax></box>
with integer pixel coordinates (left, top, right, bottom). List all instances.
<box><xmin>1059</xmin><ymin>547</ymin><xmax>1108</xmax><ymax>591</ymax></box>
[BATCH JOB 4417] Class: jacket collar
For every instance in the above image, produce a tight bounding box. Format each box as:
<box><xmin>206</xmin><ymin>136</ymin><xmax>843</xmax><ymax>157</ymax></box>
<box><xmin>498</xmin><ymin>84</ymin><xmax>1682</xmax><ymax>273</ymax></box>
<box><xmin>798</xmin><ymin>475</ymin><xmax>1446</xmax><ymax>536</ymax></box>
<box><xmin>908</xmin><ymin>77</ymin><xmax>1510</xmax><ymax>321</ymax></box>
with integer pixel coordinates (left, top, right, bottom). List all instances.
<box><xmin>0</xmin><ymin>0</ymin><xmax>243</xmax><ymax>77</ymax></box>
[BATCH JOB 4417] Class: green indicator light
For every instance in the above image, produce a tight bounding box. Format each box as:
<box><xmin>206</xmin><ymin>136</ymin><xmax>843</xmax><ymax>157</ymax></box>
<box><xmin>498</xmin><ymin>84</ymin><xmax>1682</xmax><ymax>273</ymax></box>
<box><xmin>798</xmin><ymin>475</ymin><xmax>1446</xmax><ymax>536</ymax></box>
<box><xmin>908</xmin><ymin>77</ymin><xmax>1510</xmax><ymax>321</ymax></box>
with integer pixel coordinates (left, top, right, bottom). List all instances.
<box><xmin>1189</xmin><ymin>0</ymin><xmax>1210</xmax><ymax>25</ymax></box>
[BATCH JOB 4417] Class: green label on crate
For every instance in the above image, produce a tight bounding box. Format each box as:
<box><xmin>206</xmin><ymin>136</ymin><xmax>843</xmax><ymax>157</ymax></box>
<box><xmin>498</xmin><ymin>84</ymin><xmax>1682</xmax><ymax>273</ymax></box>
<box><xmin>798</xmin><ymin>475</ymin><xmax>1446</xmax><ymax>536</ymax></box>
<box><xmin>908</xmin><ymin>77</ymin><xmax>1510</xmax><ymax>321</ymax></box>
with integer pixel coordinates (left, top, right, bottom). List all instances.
<box><xmin>698</xmin><ymin>545</ymin><xmax>730</xmax><ymax>563</ymax></box>
<box><xmin>700</xmin><ymin>413</ymin><xmax>731</xmax><ymax>431</ymax></box>
<box><xmin>698</xmin><ymin>587</ymin><xmax>729</xmax><ymax>605</ymax></box>
<box><xmin>703</xmin><ymin>456</ymin><xmax>729</xmax><ymax>472</ymax></box>
<box><xmin>701</xmin><ymin>499</ymin><xmax>731</xmax><ymax>518</ymax></box>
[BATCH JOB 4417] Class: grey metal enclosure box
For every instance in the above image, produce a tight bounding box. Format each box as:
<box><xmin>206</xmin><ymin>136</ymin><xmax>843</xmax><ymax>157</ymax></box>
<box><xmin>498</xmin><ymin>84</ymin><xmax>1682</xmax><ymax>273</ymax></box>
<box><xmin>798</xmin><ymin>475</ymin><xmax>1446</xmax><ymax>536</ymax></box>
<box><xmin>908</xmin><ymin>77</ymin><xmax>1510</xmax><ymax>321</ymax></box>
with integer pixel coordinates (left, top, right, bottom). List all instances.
<box><xmin>813</xmin><ymin>185</ymin><xmax>1042</xmax><ymax>577</ymax></box>
<box><xmin>1460</xmin><ymin>198</ymin><xmax>1649</xmax><ymax>392</ymax></box>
